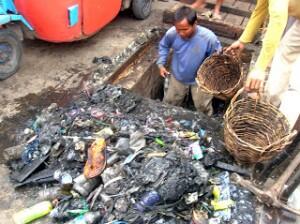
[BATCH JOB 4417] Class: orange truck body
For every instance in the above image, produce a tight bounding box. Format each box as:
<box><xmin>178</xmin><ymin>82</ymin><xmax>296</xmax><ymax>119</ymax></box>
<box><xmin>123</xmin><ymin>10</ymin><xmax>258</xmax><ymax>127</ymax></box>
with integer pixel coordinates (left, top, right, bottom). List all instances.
<box><xmin>14</xmin><ymin>0</ymin><xmax>122</xmax><ymax>42</ymax></box>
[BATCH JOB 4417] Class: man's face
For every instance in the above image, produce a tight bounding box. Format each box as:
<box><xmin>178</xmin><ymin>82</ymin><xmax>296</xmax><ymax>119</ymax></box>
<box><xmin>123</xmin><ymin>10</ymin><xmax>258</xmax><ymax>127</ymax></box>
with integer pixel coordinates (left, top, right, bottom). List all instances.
<box><xmin>175</xmin><ymin>18</ymin><xmax>196</xmax><ymax>40</ymax></box>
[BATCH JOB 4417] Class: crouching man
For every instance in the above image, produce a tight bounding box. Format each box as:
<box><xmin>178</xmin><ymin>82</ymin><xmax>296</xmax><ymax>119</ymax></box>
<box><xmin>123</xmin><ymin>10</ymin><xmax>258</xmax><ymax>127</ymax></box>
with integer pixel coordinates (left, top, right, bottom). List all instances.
<box><xmin>157</xmin><ymin>6</ymin><xmax>221</xmax><ymax>115</ymax></box>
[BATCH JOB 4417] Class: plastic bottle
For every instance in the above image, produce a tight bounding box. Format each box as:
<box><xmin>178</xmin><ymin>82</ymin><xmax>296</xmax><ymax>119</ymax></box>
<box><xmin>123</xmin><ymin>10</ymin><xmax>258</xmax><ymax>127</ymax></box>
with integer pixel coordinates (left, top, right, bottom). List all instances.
<box><xmin>38</xmin><ymin>186</ymin><xmax>72</xmax><ymax>201</ymax></box>
<box><xmin>164</xmin><ymin>76</ymin><xmax>170</xmax><ymax>95</ymax></box>
<box><xmin>135</xmin><ymin>190</ymin><xmax>161</xmax><ymax>212</ymax></box>
<box><xmin>189</xmin><ymin>141</ymin><xmax>203</xmax><ymax>160</ymax></box>
<box><xmin>54</xmin><ymin>170</ymin><xmax>73</xmax><ymax>190</ymax></box>
<box><xmin>211</xmin><ymin>172</ymin><xmax>234</xmax><ymax>222</ymax></box>
<box><xmin>198</xmin><ymin>129</ymin><xmax>212</xmax><ymax>148</ymax></box>
<box><xmin>66</xmin><ymin>212</ymin><xmax>102</xmax><ymax>224</ymax></box>
<box><xmin>13</xmin><ymin>201</ymin><xmax>53</xmax><ymax>224</ymax></box>
<box><xmin>38</xmin><ymin>186</ymin><xmax>62</xmax><ymax>201</ymax></box>
<box><xmin>73</xmin><ymin>174</ymin><xmax>100</xmax><ymax>197</ymax></box>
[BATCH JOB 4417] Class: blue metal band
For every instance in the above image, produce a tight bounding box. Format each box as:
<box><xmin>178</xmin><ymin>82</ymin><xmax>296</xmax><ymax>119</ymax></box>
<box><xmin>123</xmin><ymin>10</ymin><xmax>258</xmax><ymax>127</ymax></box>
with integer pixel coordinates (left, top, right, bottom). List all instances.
<box><xmin>68</xmin><ymin>5</ymin><xmax>79</xmax><ymax>27</ymax></box>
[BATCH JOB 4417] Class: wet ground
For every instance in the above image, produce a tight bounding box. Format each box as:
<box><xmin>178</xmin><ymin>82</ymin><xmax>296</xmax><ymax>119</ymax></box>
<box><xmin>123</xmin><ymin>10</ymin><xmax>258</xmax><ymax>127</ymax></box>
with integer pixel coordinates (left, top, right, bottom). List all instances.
<box><xmin>0</xmin><ymin>2</ymin><xmax>173</xmax><ymax>222</ymax></box>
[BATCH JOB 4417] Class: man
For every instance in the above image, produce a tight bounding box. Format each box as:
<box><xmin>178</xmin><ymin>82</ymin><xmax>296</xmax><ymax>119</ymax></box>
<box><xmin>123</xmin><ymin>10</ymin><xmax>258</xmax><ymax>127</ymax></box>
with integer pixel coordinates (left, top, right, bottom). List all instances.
<box><xmin>157</xmin><ymin>6</ymin><xmax>221</xmax><ymax>115</ymax></box>
<box><xmin>226</xmin><ymin>0</ymin><xmax>300</xmax><ymax>129</ymax></box>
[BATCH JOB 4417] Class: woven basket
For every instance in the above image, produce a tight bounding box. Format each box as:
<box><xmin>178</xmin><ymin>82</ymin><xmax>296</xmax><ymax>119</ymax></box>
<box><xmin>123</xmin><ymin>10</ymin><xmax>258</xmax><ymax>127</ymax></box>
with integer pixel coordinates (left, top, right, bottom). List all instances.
<box><xmin>224</xmin><ymin>88</ymin><xmax>297</xmax><ymax>164</ymax></box>
<box><xmin>196</xmin><ymin>52</ymin><xmax>244</xmax><ymax>100</ymax></box>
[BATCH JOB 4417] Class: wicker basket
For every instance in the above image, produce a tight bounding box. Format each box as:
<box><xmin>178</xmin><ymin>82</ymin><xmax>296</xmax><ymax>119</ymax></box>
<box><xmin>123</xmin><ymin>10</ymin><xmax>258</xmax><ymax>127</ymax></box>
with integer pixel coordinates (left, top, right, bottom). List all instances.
<box><xmin>196</xmin><ymin>52</ymin><xmax>244</xmax><ymax>100</ymax></box>
<box><xmin>224</xmin><ymin>88</ymin><xmax>297</xmax><ymax>164</ymax></box>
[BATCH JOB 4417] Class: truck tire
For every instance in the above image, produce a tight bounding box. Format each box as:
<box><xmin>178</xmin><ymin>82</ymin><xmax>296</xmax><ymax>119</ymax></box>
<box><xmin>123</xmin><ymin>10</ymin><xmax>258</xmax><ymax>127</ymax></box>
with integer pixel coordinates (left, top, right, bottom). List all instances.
<box><xmin>132</xmin><ymin>0</ymin><xmax>152</xmax><ymax>20</ymax></box>
<box><xmin>0</xmin><ymin>29</ymin><xmax>22</xmax><ymax>80</ymax></box>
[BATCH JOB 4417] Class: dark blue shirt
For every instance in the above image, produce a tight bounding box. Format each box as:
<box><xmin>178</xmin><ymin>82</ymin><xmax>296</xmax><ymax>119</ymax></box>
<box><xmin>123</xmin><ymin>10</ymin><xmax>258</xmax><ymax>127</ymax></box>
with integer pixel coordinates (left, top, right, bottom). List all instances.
<box><xmin>157</xmin><ymin>26</ymin><xmax>221</xmax><ymax>85</ymax></box>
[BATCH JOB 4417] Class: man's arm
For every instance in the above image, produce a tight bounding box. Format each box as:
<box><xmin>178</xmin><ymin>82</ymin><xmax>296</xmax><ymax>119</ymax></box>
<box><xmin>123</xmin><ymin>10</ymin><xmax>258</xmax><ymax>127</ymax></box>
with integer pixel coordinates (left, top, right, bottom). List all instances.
<box><xmin>245</xmin><ymin>0</ymin><xmax>289</xmax><ymax>92</ymax></box>
<box><xmin>157</xmin><ymin>30</ymin><xmax>174</xmax><ymax>66</ymax></box>
<box><xmin>157</xmin><ymin>28</ymin><xmax>175</xmax><ymax>77</ymax></box>
<box><xmin>226</xmin><ymin>0</ymin><xmax>268</xmax><ymax>53</ymax></box>
<box><xmin>206</xmin><ymin>34</ymin><xmax>222</xmax><ymax>57</ymax></box>
<box><xmin>254</xmin><ymin>0</ymin><xmax>288</xmax><ymax>72</ymax></box>
<box><xmin>239</xmin><ymin>0</ymin><xmax>268</xmax><ymax>44</ymax></box>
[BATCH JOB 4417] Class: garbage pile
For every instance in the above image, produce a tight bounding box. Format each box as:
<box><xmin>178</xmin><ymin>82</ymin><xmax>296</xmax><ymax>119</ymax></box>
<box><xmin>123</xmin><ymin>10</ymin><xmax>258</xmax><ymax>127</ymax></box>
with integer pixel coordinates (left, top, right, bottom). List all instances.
<box><xmin>8</xmin><ymin>85</ymin><xmax>256</xmax><ymax>224</ymax></box>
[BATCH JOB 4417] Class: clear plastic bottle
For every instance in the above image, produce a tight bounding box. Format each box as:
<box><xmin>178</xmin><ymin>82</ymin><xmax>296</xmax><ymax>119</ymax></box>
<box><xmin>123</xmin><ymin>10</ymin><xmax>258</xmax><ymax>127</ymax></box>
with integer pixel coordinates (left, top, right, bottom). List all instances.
<box><xmin>38</xmin><ymin>186</ymin><xmax>61</xmax><ymax>201</ymax></box>
<box><xmin>73</xmin><ymin>174</ymin><xmax>100</xmax><ymax>197</ymax></box>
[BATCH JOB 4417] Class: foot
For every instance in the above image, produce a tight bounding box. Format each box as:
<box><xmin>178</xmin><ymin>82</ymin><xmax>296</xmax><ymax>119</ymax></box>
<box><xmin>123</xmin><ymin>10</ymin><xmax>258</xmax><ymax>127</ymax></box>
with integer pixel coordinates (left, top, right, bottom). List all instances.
<box><xmin>201</xmin><ymin>11</ymin><xmax>213</xmax><ymax>19</ymax></box>
<box><xmin>201</xmin><ymin>11</ymin><xmax>222</xmax><ymax>20</ymax></box>
<box><xmin>212</xmin><ymin>13</ymin><xmax>222</xmax><ymax>20</ymax></box>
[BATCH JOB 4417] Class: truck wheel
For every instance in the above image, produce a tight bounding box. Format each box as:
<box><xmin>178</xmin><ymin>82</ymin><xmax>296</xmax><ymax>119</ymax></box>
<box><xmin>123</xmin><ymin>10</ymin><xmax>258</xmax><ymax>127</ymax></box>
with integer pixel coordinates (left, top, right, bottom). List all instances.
<box><xmin>0</xmin><ymin>29</ymin><xmax>22</xmax><ymax>80</ymax></box>
<box><xmin>132</xmin><ymin>0</ymin><xmax>152</xmax><ymax>20</ymax></box>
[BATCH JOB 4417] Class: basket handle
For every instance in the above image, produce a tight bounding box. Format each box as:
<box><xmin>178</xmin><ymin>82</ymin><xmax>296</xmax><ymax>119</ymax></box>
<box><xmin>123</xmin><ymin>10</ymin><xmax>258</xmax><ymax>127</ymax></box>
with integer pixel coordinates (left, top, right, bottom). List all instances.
<box><xmin>230</xmin><ymin>87</ymin><xmax>262</xmax><ymax>105</ymax></box>
<box><xmin>230</xmin><ymin>87</ymin><xmax>245</xmax><ymax>105</ymax></box>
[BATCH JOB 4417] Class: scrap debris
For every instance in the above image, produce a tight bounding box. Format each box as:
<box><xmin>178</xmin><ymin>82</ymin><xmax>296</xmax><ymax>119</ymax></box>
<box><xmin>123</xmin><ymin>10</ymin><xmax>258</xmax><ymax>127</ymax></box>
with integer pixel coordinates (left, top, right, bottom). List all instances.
<box><xmin>8</xmin><ymin>85</ymin><xmax>256</xmax><ymax>224</ymax></box>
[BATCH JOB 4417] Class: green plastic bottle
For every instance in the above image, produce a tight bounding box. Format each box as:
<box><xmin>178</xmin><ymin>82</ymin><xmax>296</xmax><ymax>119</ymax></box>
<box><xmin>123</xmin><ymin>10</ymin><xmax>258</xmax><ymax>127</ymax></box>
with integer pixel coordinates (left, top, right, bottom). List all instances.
<box><xmin>66</xmin><ymin>212</ymin><xmax>102</xmax><ymax>224</ymax></box>
<box><xmin>13</xmin><ymin>201</ymin><xmax>53</xmax><ymax>224</ymax></box>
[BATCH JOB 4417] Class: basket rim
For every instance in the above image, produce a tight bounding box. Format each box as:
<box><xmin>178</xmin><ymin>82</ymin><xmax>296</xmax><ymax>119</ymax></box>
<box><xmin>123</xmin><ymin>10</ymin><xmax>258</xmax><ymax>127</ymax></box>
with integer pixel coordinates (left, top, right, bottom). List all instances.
<box><xmin>196</xmin><ymin>68</ymin><xmax>244</xmax><ymax>96</ymax></box>
<box><xmin>196</xmin><ymin>53</ymin><xmax>244</xmax><ymax>96</ymax></box>
<box><xmin>224</xmin><ymin>98</ymin><xmax>297</xmax><ymax>153</ymax></box>
<box><xmin>224</xmin><ymin>120</ymin><xmax>294</xmax><ymax>153</ymax></box>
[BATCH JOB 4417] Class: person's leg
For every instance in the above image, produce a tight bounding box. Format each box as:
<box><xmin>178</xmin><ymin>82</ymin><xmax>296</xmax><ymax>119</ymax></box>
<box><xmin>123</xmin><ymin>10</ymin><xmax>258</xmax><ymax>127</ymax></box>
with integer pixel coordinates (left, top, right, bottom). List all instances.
<box><xmin>213</xmin><ymin>0</ymin><xmax>224</xmax><ymax>17</ymax></box>
<box><xmin>190</xmin><ymin>0</ymin><xmax>206</xmax><ymax>10</ymax></box>
<box><xmin>191</xmin><ymin>85</ymin><xmax>213</xmax><ymax>116</ymax></box>
<box><xmin>279</xmin><ymin>57</ymin><xmax>300</xmax><ymax>129</ymax></box>
<box><xmin>201</xmin><ymin>0</ymin><xmax>224</xmax><ymax>20</ymax></box>
<box><xmin>163</xmin><ymin>75</ymin><xmax>189</xmax><ymax>106</ymax></box>
<box><xmin>283</xmin><ymin>16</ymin><xmax>296</xmax><ymax>36</ymax></box>
<box><xmin>265</xmin><ymin>20</ymin><xmax>300</xmax><ymax>107</ymax></box>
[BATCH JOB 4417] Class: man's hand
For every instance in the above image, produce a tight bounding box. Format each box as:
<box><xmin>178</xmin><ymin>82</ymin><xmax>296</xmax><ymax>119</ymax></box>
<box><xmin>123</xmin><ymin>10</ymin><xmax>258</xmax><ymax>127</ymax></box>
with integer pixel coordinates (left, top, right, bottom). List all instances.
<box><xmin>245</xmin><ymin>69</ymin><xmax>266</xmax><ymax>92</ymax></box>
<box><xmin>159</xmin><ymin>66</ymin><xmax>170</xmax><ymax>78</ymax></box>
<box><xmin>225</xmin><ymin>40</ymin><xmax>245</xmax><ymax>54</ymax></box>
